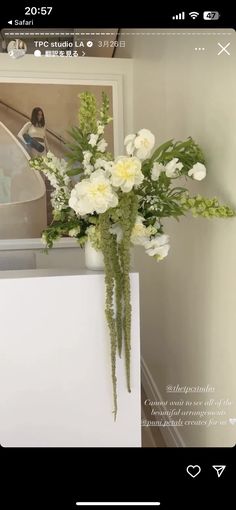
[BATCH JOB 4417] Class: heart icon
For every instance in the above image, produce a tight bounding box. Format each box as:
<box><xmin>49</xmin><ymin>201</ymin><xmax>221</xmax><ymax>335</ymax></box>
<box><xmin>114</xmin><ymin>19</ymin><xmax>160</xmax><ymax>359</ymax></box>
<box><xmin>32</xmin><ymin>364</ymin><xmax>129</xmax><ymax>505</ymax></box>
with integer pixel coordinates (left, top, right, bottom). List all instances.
<box><xmin>229</xmin><ymin>418</ymin><xmax>236</xmax><ymax>425</ymax></box>
<box><xmin>186</xmin><ymin>465</ymin><xmax>201</xmax><ymax>478</ymax></box>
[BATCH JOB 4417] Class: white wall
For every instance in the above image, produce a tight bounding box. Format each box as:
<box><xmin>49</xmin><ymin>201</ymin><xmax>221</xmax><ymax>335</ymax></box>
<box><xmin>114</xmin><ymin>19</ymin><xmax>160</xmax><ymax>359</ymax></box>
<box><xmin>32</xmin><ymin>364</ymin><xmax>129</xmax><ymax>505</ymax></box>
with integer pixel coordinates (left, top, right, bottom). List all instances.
<box><xmin>117</xmin><ymin>29</ymin><xmax>236</xmax><ymax>446</ymax></box>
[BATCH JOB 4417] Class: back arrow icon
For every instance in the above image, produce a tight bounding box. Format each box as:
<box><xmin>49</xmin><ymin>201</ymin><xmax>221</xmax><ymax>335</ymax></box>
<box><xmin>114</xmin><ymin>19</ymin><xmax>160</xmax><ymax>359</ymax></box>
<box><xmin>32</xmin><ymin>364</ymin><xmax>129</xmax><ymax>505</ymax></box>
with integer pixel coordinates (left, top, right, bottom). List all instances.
<box><xmin>212</xmin><ymin>465</ymin><xmax>226</xmax><ymax>478</ymax></box>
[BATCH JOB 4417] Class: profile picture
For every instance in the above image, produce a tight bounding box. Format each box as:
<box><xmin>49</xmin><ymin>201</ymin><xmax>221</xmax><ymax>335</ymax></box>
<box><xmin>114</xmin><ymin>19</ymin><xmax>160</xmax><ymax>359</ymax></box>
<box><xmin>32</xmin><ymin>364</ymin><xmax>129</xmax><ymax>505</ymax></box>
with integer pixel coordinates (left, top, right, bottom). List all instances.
<box><xmin>7</xmin><ymin>39</ymin><xmax>27</xmax><ymax>59</ymax></box>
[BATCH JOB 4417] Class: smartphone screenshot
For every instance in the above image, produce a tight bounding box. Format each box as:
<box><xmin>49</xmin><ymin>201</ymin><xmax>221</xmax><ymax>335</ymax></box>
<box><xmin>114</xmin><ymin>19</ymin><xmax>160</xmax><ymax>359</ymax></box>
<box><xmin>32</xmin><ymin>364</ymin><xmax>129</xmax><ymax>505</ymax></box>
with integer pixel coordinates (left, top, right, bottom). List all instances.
<box><xmin>0</xmin><ymin>4</ymin><xmax>235</xmax><ymax>509</ymax></box>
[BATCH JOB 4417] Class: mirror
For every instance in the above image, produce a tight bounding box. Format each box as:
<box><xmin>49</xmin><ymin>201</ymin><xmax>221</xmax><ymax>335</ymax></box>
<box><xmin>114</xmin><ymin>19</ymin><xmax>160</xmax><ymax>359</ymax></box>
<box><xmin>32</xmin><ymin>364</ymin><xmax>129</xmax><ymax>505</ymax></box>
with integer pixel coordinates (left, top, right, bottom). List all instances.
<box><xmin>0</xmin><ymin>53</ymin><xmax>129</xmax><ymax>243</ymax></box>
<box><xmin>0</xmin><ymin>83</ymin><xmax>114</xmax><ymax>237</ymax></box>
<box><xmin>0</xmin><ymin>83</ymin><xmax>118</xmax><ymax>239</ymax></box>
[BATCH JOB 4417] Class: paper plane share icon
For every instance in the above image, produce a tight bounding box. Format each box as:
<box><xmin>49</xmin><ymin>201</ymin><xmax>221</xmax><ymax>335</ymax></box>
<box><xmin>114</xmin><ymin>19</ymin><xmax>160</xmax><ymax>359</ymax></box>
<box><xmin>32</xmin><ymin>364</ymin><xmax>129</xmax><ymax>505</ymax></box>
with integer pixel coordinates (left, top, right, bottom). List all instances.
<box><xmin>212</xmin><ymin>465</ymin><xmax>226</xmax><ymax>478</ymax></box>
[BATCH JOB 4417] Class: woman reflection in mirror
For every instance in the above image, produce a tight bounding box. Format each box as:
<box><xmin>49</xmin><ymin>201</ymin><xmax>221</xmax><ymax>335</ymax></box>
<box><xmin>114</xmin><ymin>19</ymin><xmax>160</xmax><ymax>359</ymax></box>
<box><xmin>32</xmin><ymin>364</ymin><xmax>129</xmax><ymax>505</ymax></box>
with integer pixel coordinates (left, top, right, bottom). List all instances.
<box><xmin>18</xmin><ymin>107</ymin><xmax>49</xmax><ymax>157</ymax></box>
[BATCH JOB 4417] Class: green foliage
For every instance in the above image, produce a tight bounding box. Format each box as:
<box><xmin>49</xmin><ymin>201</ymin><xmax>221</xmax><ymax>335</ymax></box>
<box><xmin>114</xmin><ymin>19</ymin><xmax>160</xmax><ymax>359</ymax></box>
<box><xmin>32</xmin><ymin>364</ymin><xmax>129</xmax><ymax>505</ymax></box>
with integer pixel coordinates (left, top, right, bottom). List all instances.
<box><xmin>118</xmin><ymin>193</ymin><xmax>138</xmax><ymax>392</ymax></box>
<box><xmin>99</xmin><ymin>212</ymin><xmax>118</xmax><ymax>419</ymax></box>
<box><xmin>151</xmin><ymin>136</ymin><xmax>205</xmax><ymax>169</ymax></box>
<box><xmin>79</xmin><ymin>91</ymin><xmax>98</xmax><ymax>136</ymax></box>
<box><xmin>138</xmin><ymin>137</ymin><xmax>235</xmax><ymax>231</ymax></box>
<box><xmin>66</xmin><ymin>125</ymin><xmax>89</xmax><ymax>168</ymax></box>
<box><xmin>110</xmin><ymin>237</ymin><xmax>123</xmax><ymax>357</ymax></box>
<box><xmin>98</xmin><ymin>192</ymin><xmax>138</xmax><ymax>415</ymax></box>
<box><xmin>100</xmin><ymin>90</ymin><xmax>112</xmax><ymax>125</ymax></box>
<box><xmin>41</xmin><ymin>217</ymin><xmax>88</xmax><ymax>249</ymax></box>
<box><xmin>66</xmin><ymin>91</ymin><xmax>112</xmax><ymax>171</ymax></box>
<box><xmin>86</xmin><ymin>224</ymin><xmax>101</xmax><ymax>250</ymax></box>
<box><xmin>181</xmin><ymin>193</ymin><xmax>236</xmax><ymax>218</ymax></box>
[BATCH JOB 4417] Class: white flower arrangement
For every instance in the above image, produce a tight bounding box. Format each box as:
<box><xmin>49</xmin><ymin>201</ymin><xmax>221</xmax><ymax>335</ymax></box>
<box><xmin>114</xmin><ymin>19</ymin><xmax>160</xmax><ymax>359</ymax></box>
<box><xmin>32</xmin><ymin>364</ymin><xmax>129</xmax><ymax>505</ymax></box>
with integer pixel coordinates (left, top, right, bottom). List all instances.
<box><xmin>30</xmin><ymin>91</ymin><xmax>235</xmax><ymax>418</ymax></box>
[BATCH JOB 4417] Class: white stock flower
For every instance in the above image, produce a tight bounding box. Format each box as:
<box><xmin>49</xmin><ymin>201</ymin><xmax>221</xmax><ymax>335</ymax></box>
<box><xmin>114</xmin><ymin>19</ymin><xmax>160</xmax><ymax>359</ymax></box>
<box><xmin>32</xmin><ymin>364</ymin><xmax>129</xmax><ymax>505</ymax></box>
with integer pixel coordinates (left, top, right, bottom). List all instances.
<box><xmin>144</xmin><ymin>234</ymin><xmax>170</xmax><ymax>260</ymax></box>
<box><xmin>111</xmin><ymin>156</ymin><xmax>144</xmax><ymax>192</ymax></box>
<box><xmin>94</xmin><ymin>158</ymin><xmax>114</xmax><ymax>178</ymax></box>
<box><xmin>88</xmin><ymin>133</ymin><xmax>99</xmax><ymax>147</ymax></box>
<box><xmin>94</xmin><ymin>158</ymin><xmax>113</xmax><ymax>172</ymax></box>
<box><xmin>48</xmin><ymin>174</ymin><xmax>58</xmax><ymax>187</ymax></box>
<box><xmin>109</xmin><ymin>223</ymin><xmax>123</xmax><ymax>243</ymax></box>
<box><xmin>134</xmin><ymin>129</ymin><xmax>155</xmax><ymax>159</ymax></box>
<box><xmin>97</xmin><ymin>138</ymin><xmax>108</xmax><ymax>153</ymax></box>
<box><xmin>97</xmin><ymin>121</ymin><xmax>105</xmax><ymax>135</ymax></box>
<box><xmin>69</xmin><ymin>169</ymin><xmax>118</xmax><ymax>216</ymax></box>
<box><xmin>84</xmin><ymin>164</ymin><xmax>94</xmax><ymax>176</ymax></box>
<box><xmin>165</xmin><ymin>158</ymin><xmax>183</xmax><ymax>178</ymax></box>
<box><xmin>46</xmin><ymin>151</ymin><xmax>54</xmax><ymax>158</ymax></box>
<box><xmin>46</xmin><ymin>153</ymin><xmax>68</xmax><ymax>175</ymax></box>
<box><xmin>83</xmin><ymin>151</ymin><xmax>92</xmax><ymax>164</ymax></box>
<box><xmin>151</xmin><ymin>162</ymin><xmax>165</xmax><ymax>181</ymax></box>
<box><xmin>188</xmin><ymin>162</ymin><xmax>206</xmax><ymax>181</ymax></box>
<box><xmin>41</xmin><ymin>232</ymin><xmax>47</xmax><ymax>244</ymax></box>
<box><xmin>68</xmin><ymin>226</ymin><xmax>81</xmax><ymax>237</ymax></box>
<box><xmin>42</xmin><ymin>153</ymin><xmax>70</xmax><ymax>188</ymax></box>
<box><xmin>83</xmin><ymin>151</ymin><xmax>93</xmax><ymax>175</ymax></box>
<box><xmin>124</xmin><ymin>134</ymin><xmax>136</xmax><ymax>155</ymax></box>
<box><xmin>94</xmin><ymin>158</ymin><xmax>106</xmax><ymax>169</ymax></box>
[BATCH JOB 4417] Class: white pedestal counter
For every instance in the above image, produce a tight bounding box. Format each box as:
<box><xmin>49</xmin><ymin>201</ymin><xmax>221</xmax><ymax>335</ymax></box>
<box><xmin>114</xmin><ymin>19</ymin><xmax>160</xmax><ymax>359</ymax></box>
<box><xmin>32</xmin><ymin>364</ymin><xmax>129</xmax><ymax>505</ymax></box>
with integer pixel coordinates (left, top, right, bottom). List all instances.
<box><xmin>0</xmin><ymin>269</ymin><xmax>141</xmax><ymax>447</ymax></box>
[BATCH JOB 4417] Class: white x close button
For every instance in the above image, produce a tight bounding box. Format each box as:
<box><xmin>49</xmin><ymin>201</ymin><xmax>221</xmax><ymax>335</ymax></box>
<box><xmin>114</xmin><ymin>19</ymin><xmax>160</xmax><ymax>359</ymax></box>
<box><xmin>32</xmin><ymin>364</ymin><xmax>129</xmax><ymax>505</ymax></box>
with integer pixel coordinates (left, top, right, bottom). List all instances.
<box><xmin>217</xmin><ymin>42</ymin><xmax>231</xmax><ymax>55</ymax></box>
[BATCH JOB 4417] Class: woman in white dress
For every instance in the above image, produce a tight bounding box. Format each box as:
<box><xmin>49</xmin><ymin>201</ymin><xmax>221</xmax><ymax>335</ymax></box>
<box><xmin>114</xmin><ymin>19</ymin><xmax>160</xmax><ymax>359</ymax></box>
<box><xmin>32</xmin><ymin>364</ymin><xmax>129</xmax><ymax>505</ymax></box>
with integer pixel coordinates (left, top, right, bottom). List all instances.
<box><xmin>18</xmin><ymin>107</ymin><xmax>52</xmax><ymax>221</ymax></box>
<box><xmin>18</xmin><ymin>107</ymin><xmax>49</xmax><ymax>158</ymax></box>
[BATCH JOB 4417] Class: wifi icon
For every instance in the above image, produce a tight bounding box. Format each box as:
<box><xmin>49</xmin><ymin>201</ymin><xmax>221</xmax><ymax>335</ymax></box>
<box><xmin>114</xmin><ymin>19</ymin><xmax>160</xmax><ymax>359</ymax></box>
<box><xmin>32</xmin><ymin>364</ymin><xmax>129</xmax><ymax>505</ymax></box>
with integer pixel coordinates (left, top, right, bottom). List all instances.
<box><xmin>189</xmin><ymin>11</ymin><xmax>199</xmax><ymax>19</ymax></box>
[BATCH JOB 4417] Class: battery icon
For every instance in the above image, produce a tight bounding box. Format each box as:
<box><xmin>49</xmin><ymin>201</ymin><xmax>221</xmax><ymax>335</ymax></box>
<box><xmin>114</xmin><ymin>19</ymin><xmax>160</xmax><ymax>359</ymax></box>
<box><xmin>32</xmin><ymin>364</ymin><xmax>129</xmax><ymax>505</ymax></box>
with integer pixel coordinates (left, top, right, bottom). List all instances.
<box><xmin>203</xmin><ymin>11</ymin><xmax>220</xmax><ymax>20</ymax></box>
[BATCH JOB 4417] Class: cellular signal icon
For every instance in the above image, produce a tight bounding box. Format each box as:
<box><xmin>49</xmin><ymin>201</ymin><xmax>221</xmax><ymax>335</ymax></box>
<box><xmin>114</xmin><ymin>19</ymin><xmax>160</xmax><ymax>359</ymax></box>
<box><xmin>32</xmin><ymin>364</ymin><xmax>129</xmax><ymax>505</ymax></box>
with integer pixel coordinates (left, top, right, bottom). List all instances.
<box><xmin>172</xmin><ymin>12</ymin><xmax>185</xmax><ymax>20</ymax></box>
